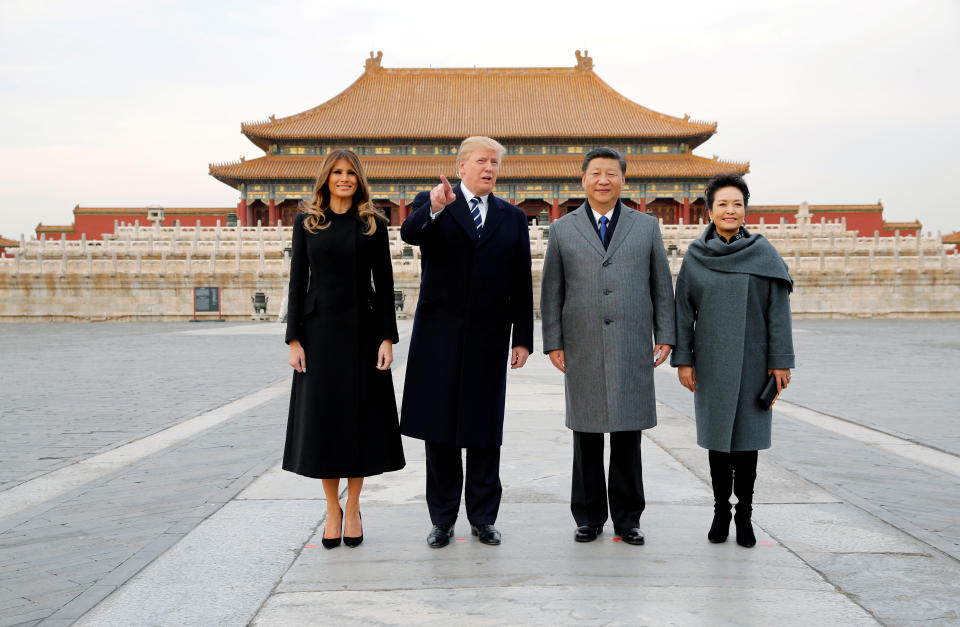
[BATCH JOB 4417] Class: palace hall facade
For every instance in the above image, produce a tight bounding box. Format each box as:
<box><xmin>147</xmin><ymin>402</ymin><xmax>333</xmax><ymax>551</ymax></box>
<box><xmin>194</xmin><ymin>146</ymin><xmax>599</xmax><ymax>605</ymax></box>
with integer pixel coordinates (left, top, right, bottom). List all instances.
<box><xmin>209</xmin><ymin>51</ymin><xmax>749</xmax><ymax>228</ymax></box>
<box><xmin>31</xmin><ymin>52</ymin><xmax>918</xmax><ymax>239</ymax></box>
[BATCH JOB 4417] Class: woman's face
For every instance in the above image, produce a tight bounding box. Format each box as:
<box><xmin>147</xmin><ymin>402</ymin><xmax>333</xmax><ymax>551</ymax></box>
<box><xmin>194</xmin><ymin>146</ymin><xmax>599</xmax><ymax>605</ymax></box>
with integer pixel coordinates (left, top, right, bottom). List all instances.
<box><xmin>327</xmin><ymin>158</ymin><xmax>359</xmax><ymax>201</ymax></box>
<box><xmin>708</xmin><ymin>186</ymin><xmax>746</xmax><ymax>238</ymax></box>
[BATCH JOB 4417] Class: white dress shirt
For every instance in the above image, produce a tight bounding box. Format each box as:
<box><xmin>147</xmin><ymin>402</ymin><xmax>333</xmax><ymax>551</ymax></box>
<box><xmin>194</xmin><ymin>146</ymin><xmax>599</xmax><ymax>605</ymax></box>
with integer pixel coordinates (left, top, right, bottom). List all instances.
<box><xmin>591</xmin><ymin>207</ymin><xmax>614</xmax><ymax>230</ymax></box>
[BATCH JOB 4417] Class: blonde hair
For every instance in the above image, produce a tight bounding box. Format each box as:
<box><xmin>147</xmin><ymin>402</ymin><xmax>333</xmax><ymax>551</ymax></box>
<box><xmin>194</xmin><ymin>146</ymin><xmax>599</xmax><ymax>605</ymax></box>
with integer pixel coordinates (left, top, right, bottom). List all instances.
<box><xmin>457</xmin><ymin>136</ymin><xmax>506</xmax><ymax>162</ymax></box>
<box><xmin>301</xmin><ymin>149</ymin><xmax>386</xmax><ymax>234</ymax></box>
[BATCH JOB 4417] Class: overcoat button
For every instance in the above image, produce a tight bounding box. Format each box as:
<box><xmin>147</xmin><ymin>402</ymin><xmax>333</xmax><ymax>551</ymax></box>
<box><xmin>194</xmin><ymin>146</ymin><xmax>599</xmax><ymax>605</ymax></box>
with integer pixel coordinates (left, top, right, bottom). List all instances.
<box><xmin>603</xmin><ymin>289</ymin><xmax>612</xmax><ymax>295</ymax></box>
<box><xmin>604</xmin><ymin>319</ymin><xmax>612</xmax><ymax>325</ymax></box>
<box><xmin>602</xmin><ymin>260</ymin><xmax>610</xmax><ymax>267</ymax></box>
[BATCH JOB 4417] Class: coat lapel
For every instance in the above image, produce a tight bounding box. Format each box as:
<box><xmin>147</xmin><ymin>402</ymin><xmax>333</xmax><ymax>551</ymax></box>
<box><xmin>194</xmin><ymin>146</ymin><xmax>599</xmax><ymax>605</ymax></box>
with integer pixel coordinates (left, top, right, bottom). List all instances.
<box><xmin>448</xmin><ymin>184</ymin><xmax>478</xmax><ymax>244</ymax></box>
<box><xmin>604</xmin><ymin>202</ymin><xmax>635</xmax><ymax>260</ymax></box>
<box><xmin>570</xmin><ymin>202</ymin><xmax>606</xmax><ymax>258</ymax></box>
<box><xmin>477</xmin><ymin>193</ymin><xmax>506</xmax><ymax>247</ymax></box>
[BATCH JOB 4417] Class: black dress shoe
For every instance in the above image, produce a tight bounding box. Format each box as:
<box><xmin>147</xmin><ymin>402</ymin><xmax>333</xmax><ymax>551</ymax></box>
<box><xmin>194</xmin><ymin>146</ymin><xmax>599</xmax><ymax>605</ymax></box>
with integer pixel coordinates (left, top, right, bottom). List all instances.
<box><xmin>574</xmin><ymin>525</ymin><xmax>602</xmax><ymax>543</ymax></box>
<box><xmin>321</xmin><ymin>506</ymin><xmax>343</xmax><ymax>549</ymax></box>
<box><xmin>343</xmin><ymin>510</ymin><xmax>363</xmax><ymax>548</ymax></box>
<box><xmin>614</xmin><ymin>527</ymin><xmax>645</xmax><ymax>545</ymax></box>
<box><xmin>470</xmin><ymin>524</ymin><xmax>501</xmax><ymax>545</ymax></box>
<box><xmin>427</xmin><ymin>524</ymin><xmax>455</xmax><ymax>548</ymax></box>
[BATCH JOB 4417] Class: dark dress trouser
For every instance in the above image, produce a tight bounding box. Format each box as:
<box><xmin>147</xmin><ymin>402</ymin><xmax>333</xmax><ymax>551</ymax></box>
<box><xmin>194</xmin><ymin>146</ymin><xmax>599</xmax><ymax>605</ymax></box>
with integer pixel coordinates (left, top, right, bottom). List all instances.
<box><xmin>425</xmin><ymin>441</ymin><xmax>501</xmax><ymax>527</ymax></box>
<box><xmin>571</xmin><ymin>430</ymin><xmax>645</xmax><ymax>530</ymax></box>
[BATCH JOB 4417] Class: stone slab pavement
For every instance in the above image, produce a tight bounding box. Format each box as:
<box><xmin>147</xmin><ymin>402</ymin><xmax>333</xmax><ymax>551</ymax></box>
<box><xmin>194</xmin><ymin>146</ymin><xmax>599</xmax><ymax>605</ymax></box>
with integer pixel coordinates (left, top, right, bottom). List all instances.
<box><xmin>81</xmin><ymin>335</ymin><xmax>910</xmax><ymax>626</ymax></box>
<box><xmin>1</xmin><ymin>320</ymin><xmax>957</xmax><ymax>625</ymax></box>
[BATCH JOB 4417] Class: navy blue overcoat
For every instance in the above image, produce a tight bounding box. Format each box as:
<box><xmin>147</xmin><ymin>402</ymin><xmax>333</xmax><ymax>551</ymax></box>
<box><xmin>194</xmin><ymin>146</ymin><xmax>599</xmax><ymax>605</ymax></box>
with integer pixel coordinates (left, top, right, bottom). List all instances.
<box><xmin>399</xmin><ymin>184</ymin><xmax>534</xmax><ymax>448</ymax></box>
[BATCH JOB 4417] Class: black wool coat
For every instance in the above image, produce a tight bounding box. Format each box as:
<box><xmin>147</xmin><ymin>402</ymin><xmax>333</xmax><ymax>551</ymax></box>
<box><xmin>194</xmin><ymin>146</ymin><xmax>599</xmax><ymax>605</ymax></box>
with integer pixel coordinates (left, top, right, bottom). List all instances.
<box><xmin>283</xmin><ymin>210</ymin><xmax>404</xmax><ymax>479</ymax></box>
<box><xmin>399</xmin><ymin>185</ymin><xmax>534</xmax><ymax>448</ymax></box>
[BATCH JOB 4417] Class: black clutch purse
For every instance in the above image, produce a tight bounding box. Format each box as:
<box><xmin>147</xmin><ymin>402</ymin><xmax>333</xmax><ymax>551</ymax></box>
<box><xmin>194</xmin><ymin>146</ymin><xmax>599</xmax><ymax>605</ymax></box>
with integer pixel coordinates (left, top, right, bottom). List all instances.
<box><xmin>758</xmin><ymin>374</ymin><xmax>780</xmax><ymax>410</ymax></box>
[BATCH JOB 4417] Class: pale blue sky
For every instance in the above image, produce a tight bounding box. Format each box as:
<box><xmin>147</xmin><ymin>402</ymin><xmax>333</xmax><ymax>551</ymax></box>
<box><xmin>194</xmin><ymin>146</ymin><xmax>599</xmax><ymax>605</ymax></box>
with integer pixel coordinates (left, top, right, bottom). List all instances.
<box><xmin>1</xmin><ymin>0</ymin><xmax>958</xmax><ymax>238</ymax></box>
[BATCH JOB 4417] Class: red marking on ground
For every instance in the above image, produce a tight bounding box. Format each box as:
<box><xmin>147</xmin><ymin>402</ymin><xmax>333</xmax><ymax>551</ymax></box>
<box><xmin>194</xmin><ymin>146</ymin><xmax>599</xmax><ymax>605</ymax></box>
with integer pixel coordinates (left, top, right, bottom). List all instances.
<box><xmin>455</xmin><ymin>539</ymin><xmax>468</xmax><ymax>542</ymax></box>
<box><xmin>760</xmin><ymin>541</ymin><xmax>774</xmax><ymax>546</ymax></box>
<box><xmin>612</xmin><ymin>537</ymin><xmax>622</xmax><ymax>542</ymax></box>
<box><xmin>304</xmin><ymin>544</ymin><xmax>317</xmax><ymax>548</ymax></box>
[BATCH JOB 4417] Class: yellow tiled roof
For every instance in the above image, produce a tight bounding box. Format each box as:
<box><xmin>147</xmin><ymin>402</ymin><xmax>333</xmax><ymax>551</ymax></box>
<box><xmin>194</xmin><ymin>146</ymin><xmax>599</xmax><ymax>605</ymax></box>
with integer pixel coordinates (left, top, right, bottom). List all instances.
<box><xmin>35</xmin><ymin>224</ymin><xmax>74</xmax><ymax>233</ymax></box>
<box><xmin>240</xmin><ymin>52</ymin><xmax>716</xmax><ymax>144</ymax></box>
<box><xmin>209</xmin><ymin>153</ymin><xmax>749</xmax><ymax>188</ymax></box>
<box><xmin>882</xmin><ymin>221</ymin><xmax>921</xmax><ymax>230</ymax></box>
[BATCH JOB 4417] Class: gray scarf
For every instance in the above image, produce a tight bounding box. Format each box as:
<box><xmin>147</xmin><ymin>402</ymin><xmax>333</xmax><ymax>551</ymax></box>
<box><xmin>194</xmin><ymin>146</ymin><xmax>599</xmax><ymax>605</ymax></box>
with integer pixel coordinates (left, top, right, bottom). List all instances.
<box><xmin>686</xmin><ymin>223</ymin><xmax>793</xmax><ymax>292</ymax></box>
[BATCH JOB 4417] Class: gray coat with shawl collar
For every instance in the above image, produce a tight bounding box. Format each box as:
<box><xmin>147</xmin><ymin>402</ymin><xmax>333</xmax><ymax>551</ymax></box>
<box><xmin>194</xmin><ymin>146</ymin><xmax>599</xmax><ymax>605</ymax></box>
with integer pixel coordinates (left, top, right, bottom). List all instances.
<box><xmin>671</xmin><ymin>224</ymin><xmax>795</xmax><ymax>452</ymax></box>
<box><xmin>541</xmin><ymin>202</ymin><xmax>676</xmax><ymax>433</ymax></box>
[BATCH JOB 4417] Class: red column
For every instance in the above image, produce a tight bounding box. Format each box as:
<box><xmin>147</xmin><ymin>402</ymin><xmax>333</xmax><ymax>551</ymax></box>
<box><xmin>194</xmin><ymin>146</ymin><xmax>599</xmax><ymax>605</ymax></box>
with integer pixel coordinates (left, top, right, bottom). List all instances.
<box><xmin>399</xmin><ymin>198</ymin><xmax>408</xmax><ymax>224</ymax></box>
<box><xmin>246</xmin><ymin>202</ymin><xmax>254</xmax><ymax>226</ymax></box>
<box><xmin>639</xmin><ymin>197</ymin><xmax>647</xmax><ymax>213</ymax></box>
<box><xmin>550</xmin><ymin>197</ymin><xmax>560</xmax><ymax>222</ymax></box>
<box><xmin>682</xmin><ymin>197</ymin><xmax>691</xmax><ymax>224</ymax></box>
<box><xmin>268</xmin><ymin>198</ymin><xmax>278</xmax><ymax>226</ymax></box>
<box><xmin>239</xmin><ymin>199</ymin><xmax>247</xmax><ymax>226</ymax></box>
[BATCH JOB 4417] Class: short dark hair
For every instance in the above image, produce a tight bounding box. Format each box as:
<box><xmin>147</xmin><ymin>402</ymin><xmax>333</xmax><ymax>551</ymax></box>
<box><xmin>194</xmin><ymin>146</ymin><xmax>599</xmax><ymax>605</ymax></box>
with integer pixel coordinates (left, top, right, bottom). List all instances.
<box><xmin>705</xmin><ymin>173</ymin><xmax>750</xmax><ymax>210</ymax></box>
<box><xmin>582</xmin><ymin>147</ymin><xmax>627</xmax><ymax>175</ymax></box>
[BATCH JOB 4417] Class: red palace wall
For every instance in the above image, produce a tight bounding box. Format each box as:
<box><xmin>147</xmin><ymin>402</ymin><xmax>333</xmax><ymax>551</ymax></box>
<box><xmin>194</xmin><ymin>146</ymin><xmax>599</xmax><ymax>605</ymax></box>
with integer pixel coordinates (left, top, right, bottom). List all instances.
<box><xmin>40</xmin><ymin>209</ymin><xmax>234</xmax><ymax>240</ymax></box>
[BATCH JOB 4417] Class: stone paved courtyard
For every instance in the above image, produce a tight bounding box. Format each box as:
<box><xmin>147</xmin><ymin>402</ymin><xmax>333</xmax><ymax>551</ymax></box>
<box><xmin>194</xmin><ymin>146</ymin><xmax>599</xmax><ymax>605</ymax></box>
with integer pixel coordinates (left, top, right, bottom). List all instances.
<box><xmin>0</xmin><ymin>320</ymin><xmax>958</xmax><ymax>625</ymax></box>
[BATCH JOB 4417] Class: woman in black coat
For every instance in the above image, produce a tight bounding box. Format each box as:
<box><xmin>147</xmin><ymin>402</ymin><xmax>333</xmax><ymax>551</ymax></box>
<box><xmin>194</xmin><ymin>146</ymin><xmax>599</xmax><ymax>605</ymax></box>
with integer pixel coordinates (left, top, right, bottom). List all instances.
<box><xmin>284</xmin><ymin>149</ymin><xmax>405</xmax><ymax>549</ymax></box>
<box><xmin>671</xmin><ymin>173</ymin><xmax>794</xmax><ymax>548</ymax></box>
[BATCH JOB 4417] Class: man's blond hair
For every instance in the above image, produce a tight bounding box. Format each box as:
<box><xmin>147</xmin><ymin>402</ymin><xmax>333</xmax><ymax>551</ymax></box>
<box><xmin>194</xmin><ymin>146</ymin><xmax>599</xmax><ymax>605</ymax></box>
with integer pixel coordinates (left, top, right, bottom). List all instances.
<box><xmin>457</xmin><ymin>136</ymin><xmax>506</xmax><ymax>162</ymax></box>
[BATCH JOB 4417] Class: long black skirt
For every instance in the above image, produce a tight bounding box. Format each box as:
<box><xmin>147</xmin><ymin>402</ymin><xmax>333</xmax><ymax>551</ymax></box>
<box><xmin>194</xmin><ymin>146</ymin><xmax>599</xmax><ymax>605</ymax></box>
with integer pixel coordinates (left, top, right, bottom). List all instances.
<box><xmin>283</xmin><ymin>321</ymin><xmax>405</xmax><ymax>479</ymax></box>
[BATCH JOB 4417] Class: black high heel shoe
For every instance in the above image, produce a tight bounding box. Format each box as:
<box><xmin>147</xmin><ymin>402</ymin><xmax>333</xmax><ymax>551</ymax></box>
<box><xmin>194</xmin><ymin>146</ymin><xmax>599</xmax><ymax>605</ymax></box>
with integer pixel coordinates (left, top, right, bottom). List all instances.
<box><xmin>343</xmin><ymin>510</ymin><xmax>363</xmax><ymax>548</ymax></box>
<box><xmin>321</xmin><ymin>507</ymin><xmax>343</xmax><ymax>549</ymax></box>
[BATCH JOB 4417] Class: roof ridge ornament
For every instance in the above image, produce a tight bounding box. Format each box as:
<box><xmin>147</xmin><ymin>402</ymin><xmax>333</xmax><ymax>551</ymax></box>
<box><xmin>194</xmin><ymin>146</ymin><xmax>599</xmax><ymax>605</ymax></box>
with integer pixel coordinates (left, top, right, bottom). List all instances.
<box><xmin>365</xmin><ymin>51</ymin><xmax>383</xmax><ymax>71</ymax></box>
<box><xmin>575</xmin><ymin>50</ymin><xmax>593</xmax><ymax>71</ymax></box>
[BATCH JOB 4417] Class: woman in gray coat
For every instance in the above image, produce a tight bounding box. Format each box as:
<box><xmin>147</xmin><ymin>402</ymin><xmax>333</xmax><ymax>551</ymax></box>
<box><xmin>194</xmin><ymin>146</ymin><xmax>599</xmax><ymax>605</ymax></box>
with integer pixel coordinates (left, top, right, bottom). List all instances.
<box><xmin>671</xmin><ymin>173</ymin><xmax>794</xmax><ymax>548</ymax></box>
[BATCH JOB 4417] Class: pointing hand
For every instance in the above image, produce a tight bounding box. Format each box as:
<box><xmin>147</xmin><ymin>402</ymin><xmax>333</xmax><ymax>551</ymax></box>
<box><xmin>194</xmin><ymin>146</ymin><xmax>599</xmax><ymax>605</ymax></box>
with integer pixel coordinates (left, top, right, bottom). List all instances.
<box><xmin>429</xmin><ymin>174</ymin><xmax>456</xmax><ymax>213</ymax></box>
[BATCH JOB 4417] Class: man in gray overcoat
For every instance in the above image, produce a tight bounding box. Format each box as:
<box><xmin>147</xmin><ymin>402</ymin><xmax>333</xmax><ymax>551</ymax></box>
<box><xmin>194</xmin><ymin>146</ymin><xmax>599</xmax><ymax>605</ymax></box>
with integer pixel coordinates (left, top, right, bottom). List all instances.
<box><xmin>541</xmin><ymin>147</ymin><xmax>675</xmax><ymax>545</ymax></box>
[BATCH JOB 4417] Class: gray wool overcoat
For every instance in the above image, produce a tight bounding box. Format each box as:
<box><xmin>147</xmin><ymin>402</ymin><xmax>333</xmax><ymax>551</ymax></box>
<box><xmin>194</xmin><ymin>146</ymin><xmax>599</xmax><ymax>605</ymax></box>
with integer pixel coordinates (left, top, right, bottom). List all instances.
<box><xmin>541</xmin><ymin>202</ymin><xmax>676</xmax><ymax>433</ymax></box>
<box><xmin>670</xmin><ymin>226</ymin><xmax>795</xmax><ymax>452</ymax></box>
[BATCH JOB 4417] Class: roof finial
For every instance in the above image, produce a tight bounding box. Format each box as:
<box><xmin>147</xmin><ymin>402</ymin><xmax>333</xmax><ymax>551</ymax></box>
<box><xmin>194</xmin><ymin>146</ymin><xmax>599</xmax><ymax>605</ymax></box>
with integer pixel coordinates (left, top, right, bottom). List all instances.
<box><xmin>365</xmin><ymin>51</ymin><xmax>383</xmax><ymax>71</ymax></box>
<box><xmin>269</xmin><ymin>114</ymin><xmax>276</xmax><ymax>122</ymax></box>
<box><xmin>575</xmin><ymin>50</ymin><xmax>593</xmax><ymax>71</ymax></box>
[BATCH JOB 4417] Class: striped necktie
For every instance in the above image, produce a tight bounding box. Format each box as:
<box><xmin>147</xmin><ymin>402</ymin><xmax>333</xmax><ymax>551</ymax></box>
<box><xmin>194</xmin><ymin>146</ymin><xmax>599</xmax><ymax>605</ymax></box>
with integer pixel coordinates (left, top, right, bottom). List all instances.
<box><xmin>469</xmin><ymin>197</ymin><xmax>483</xmax><ymax>237</ymax></box>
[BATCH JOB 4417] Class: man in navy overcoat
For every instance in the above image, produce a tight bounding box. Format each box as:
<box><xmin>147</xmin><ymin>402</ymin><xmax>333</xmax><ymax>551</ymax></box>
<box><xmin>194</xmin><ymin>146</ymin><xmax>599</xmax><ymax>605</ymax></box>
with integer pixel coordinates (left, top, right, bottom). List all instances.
<box><xmin>400</xmin><ymin>136</ymin><xmax>534</xmax><ymax>548</ymax></box>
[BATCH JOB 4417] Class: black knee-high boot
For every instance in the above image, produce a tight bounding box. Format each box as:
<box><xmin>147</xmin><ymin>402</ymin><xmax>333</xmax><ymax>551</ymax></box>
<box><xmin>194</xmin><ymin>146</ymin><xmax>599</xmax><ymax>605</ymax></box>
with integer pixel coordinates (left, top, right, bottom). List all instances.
<box><xmin>707</xmin><ymin>450</ymin><xmax>733</xmax><ymax>543</ymax></box>
<box><xmin>732</xmin><ymin>450</ymin><xmax>758</xmax><ymax>548</ymax></box>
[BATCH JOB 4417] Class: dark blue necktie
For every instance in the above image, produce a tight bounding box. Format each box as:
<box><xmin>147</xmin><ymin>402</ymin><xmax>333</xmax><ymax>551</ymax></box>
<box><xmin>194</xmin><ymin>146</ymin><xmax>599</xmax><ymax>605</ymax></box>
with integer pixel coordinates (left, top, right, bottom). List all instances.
<box><xmin>470</xmin><ymin>197</ymin><xmax>483</xmax><ymax>237</ymax></box>
<box><xmin>599</xmin><ymin>216</ymin><xmax>609</xmax><ymax>248</ymax></box>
